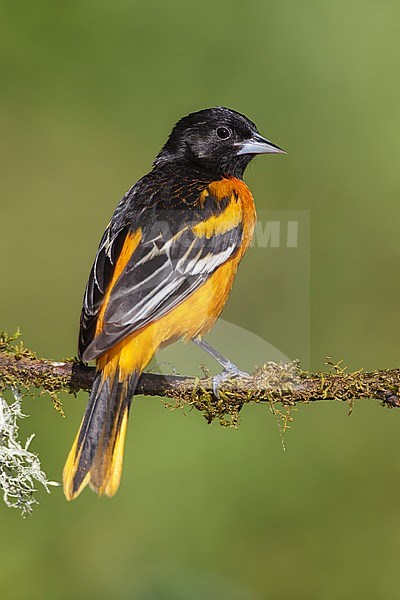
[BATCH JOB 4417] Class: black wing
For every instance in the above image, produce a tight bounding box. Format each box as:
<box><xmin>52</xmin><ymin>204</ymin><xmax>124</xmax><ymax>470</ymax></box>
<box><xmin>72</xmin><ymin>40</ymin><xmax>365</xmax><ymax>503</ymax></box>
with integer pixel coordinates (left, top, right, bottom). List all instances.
<box><xmin>78</xmin><ymin>222</ymin><xmax>132</xmax><ymax>359</ymax></box>
<box><xmin>79</xmin><ymin>174</ymin><xmax>244</xmax><ymax>361</ymax></box>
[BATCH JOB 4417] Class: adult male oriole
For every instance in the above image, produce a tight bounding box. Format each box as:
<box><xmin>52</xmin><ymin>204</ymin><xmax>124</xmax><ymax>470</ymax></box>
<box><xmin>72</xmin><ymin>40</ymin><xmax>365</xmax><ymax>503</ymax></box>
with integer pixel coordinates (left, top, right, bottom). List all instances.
<box><xmin>63</xmin><ymin>107</ymin><xmax>285</xmax><ymax>500</ymax></box>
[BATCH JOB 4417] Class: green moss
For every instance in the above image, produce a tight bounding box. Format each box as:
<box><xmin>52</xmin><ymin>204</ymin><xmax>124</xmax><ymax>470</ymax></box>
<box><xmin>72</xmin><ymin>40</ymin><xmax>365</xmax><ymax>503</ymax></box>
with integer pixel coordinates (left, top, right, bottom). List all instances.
<box><xmin>0</xmin><ymin>329</ymin><xmax>37</xmax><ymax>360</ymax></box>
<box><xmin>0</xmin><ymin>330</ymin><xmax>66</xmax><ymax>415</ymax></box>
<box><xmin>165</xmin><ymin>361</ymin><xmax>303</xmax><ymax>428</ymax></box>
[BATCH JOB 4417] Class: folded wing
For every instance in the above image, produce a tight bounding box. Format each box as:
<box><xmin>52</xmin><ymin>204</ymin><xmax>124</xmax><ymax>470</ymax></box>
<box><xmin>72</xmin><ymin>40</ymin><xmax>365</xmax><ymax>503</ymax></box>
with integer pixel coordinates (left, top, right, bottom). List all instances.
<box><xmin>79</xmin><ymin>182</ymin><xmax>244</xmax><ymax>362</ymax></box>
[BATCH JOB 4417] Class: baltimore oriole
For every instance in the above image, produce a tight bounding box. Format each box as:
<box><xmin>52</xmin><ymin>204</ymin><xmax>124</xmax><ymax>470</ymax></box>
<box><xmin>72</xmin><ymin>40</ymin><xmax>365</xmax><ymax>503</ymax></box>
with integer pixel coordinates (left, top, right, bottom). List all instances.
<box><xmin>63</xmin><ymin>107</ymin><xmax>285</xmax><ymax>500</ymax></box>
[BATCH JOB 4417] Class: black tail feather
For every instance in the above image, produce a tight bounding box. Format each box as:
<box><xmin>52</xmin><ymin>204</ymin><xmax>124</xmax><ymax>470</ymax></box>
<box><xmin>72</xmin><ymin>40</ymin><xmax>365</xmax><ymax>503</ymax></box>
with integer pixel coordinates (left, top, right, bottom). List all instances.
<box><xmin>63</xmin><ymin>369</ymin><xmax>139</xmax><ymax>500</ymax></box>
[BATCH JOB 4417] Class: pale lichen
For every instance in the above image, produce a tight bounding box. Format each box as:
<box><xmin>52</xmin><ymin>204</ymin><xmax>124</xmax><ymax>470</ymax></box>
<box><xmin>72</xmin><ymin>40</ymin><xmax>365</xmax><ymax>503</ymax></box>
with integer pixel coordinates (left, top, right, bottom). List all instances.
<box><xmin>0</xmin><ymin>387</ymin><xmax>58</xmax><ymax>516</ymax></box>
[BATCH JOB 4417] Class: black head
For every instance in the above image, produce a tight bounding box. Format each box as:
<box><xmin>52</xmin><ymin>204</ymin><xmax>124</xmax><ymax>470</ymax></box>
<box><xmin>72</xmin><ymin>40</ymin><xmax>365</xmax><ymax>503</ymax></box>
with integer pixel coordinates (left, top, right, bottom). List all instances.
<box><xmin>154</xmin><ymin>107</ymin><xmax>285</xmax><ymax>179</ymax></box>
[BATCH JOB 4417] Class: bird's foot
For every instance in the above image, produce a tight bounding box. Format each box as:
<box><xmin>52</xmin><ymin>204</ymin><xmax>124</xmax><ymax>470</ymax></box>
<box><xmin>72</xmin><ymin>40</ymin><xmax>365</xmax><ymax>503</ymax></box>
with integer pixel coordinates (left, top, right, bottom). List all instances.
<box><xmin>212</xmin><ymin>363</ymin><xmax>250</xmax><ymax>398</ymax></box>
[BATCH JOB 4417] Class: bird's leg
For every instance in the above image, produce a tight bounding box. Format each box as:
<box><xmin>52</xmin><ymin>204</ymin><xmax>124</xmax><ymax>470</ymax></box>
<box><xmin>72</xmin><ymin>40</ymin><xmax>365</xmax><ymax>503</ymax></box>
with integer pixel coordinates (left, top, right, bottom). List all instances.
<box><xmin>193</xmin><ymin>337</ymin><xmax>250</xmax><ymax>397</ymax></box>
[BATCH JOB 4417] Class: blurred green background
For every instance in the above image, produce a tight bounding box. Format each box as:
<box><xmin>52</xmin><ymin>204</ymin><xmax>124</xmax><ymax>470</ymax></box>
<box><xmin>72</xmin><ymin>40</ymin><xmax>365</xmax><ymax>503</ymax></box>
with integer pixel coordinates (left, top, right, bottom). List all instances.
<box><xmin>1</xmin><ymin>1</ymin><xmax>400</xmax><ymax>598</ymax></box>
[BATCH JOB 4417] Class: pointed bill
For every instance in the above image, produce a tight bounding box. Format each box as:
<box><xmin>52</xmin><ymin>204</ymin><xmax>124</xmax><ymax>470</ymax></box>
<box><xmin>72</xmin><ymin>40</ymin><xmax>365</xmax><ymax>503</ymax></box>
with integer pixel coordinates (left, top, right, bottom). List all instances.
<box><xmin>236</xmin><ymin>133</ymin><xmax>286</xmax><ymax>155</ymax></box>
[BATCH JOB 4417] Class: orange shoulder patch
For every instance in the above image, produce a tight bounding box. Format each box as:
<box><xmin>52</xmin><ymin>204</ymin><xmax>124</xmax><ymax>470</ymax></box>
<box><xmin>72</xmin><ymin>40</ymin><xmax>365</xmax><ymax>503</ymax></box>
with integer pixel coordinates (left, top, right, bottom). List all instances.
<box><xmin>192</xmin><ymin>177</ymin><xmax>254</xmax><ymax>239</ymax></box>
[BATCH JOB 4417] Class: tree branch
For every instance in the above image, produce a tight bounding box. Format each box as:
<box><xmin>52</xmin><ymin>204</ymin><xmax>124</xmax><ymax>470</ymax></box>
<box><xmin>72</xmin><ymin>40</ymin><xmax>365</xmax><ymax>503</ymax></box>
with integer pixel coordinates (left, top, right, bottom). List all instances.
<box><xmin>1</xmin><ymin>345</ymin><xmax>399</xmax><ymax>424</ymax></box>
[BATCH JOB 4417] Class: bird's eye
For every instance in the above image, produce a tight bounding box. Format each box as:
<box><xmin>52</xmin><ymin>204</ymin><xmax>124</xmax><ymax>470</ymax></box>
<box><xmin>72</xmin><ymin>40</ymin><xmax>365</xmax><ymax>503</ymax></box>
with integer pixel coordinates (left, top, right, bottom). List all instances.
<box><xmin>216</xmin><ymin>126</ymin><xmax>232</xmax><ymax>140</ymax></box>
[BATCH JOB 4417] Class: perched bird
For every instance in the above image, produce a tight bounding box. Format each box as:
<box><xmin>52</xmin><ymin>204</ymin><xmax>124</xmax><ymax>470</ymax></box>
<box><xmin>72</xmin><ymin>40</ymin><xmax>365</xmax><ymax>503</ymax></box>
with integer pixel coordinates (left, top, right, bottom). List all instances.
<box><xmin>63</xmin><ymin>107</ymin><xmax>285</xmax><ymax>500</ymax></box>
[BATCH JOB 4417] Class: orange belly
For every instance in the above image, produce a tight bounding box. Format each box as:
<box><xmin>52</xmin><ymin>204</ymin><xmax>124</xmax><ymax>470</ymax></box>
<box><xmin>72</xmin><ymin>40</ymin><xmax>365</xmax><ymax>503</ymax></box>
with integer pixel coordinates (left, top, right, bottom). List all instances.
<box><xmin>98</xmin><ymin>177</ymin><xmax>256</xmax><ymax>381</ymax></box>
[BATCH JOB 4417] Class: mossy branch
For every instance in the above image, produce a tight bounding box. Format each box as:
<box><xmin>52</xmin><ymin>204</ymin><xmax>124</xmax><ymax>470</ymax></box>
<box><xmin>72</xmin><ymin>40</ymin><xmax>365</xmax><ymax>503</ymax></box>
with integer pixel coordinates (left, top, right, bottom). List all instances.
<box><xmin>2</xmin><ymin>332</ymin><xmax>398</xmax><ymax>514</ymax></box>
<box><xmin>1</xmin><ymin>332</ymin><xmax>399</xmax><ymax>425</ymax></box>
